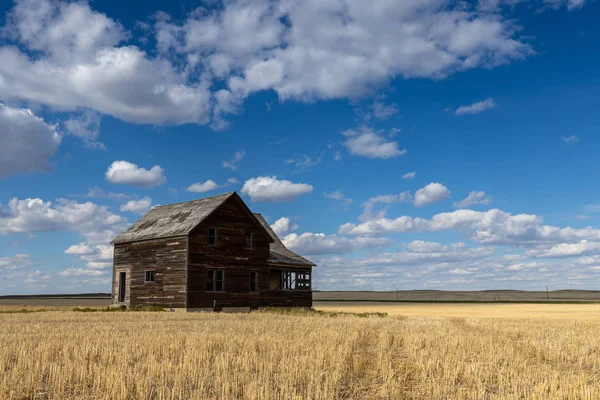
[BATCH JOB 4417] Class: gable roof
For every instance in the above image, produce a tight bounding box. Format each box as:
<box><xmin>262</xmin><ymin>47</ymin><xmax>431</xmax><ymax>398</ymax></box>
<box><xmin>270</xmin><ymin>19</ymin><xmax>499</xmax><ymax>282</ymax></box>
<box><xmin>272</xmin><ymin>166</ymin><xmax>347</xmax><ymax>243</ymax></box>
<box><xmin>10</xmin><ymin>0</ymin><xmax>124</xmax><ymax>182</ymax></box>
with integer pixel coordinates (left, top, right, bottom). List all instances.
<box><xmin>254</xmin><ymin>214</ymin><xmax>316</xmax><ymax>267</ymax></box>
<box><xmin>111</xmin><ymin>192</ymin><xmax>271</xmax><ymax>244</ymax></box>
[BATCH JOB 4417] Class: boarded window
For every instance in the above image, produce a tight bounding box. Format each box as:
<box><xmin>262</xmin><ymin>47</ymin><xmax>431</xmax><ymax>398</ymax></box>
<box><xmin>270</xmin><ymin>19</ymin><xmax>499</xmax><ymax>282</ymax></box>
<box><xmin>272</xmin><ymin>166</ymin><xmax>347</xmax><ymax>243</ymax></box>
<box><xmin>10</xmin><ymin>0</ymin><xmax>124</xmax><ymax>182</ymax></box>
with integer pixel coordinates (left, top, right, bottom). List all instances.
<box><xmin>250</xmin><ymin>271</ymin><xmax>258</xmax><ymax>292</ymax></box>
<box><xmin>245</xmin><ymin>231</ymin><xmax>253</xmax><ymax>249</ymax></box>
<box><xmin>144</xmin><ymin>270</ymin><xmax>156</xmax><ymax>283</ymax></box>
<box><xmin>207</xmin><ymin>269</ymin><xmax>225</xmax><ymax>292</ymax></box>
<box><xmin>208</xmin><ymin>227</ymin><xmax>217</xmax><ymax>246</ymax></box>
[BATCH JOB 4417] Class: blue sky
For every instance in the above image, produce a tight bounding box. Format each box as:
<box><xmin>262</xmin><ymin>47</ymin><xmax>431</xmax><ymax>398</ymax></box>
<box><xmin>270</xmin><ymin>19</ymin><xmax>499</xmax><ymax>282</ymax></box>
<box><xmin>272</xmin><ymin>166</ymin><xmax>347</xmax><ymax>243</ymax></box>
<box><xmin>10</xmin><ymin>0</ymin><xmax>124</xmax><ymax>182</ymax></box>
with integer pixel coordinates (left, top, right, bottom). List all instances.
<box><xmin>1</xmin><ymin>0</ymin><xmax>600</xmax><ymax>294</ymax></box>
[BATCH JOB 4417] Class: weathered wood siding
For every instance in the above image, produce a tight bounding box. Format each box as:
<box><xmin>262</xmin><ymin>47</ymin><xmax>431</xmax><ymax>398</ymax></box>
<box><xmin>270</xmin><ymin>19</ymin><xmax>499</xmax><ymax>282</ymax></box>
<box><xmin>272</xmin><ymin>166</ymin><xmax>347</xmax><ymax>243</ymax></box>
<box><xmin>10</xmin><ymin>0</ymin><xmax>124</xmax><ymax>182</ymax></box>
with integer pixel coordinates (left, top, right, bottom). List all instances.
<box><xmin>187</xmin><ymin>196</ymin><xmax>312</xmax><ymax>308</ymax></box>
<box><xmin>112</xmin><ymin>237</ymin><xmax>187</xmax><ymax>308</ymax></box>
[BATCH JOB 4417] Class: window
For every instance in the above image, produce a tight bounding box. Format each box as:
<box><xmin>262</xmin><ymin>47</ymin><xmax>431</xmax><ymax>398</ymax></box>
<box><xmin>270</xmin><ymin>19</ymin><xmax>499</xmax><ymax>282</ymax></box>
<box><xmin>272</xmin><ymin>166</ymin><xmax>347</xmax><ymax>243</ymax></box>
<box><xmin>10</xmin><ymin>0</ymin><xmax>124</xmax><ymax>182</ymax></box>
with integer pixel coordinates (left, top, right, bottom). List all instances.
<box><xmin>297</xmin><ymin>272</ymin><xmax>311</xmax><ymax>289</ymax></box>
<box><xmin>208</xmin><ymin>227</ymin><xmax>217</xmax><ymax>246</ymax></box>
<box><xmin>207</xmin><ymin>269</ymin><xmax>224</xmax><ymax>292</ymax></box>
<box><xmin>281</xmin><ymin>271</ymin><xmax>296</xmax><ymax>290</ymax></box>
<box><xmin>245</xmin><ymin>231</ymin><xmax>253</xmax><ymax>249</ymax></box>
<box><xmin>144</xmin><ymin>270</ymin><xmax>156</xmax><ymax>283</ymax></box>
<box><xmin>281</xmin><ymin>271</ymin><xmax>310</xmax><ymax>290</ymax></box>
<box><xmin>250</xmin><ymin>271</ymin><xmax>258</xmax><ymax>292</ymax></box>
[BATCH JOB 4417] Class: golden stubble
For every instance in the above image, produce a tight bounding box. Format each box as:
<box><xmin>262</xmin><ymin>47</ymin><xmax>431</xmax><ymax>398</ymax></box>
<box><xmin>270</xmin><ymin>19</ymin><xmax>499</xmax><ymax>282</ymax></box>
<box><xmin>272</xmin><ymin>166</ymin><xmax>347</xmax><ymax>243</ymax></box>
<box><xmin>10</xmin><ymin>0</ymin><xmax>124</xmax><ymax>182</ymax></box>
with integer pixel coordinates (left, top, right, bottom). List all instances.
<box><xmin>1</xmin><ymin>305</ymin><xmax>599</xmax><ymax>399</ymax></box>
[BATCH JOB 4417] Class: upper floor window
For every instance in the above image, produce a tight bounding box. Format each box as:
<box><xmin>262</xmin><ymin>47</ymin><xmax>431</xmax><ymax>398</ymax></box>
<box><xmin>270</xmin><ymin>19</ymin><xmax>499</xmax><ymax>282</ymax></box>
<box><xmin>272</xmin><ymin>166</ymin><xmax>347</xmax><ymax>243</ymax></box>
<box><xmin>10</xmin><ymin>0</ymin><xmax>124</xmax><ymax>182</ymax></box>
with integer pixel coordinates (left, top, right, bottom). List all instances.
<box><xmin>208</xmin><ymin>227</ymin><xmax>217</xmax><ymax>246</ymax></box>
<box><xmin>245</xmin><ymin>231</ymin><xmax>253</xmax><ymax>249</ymax></box>
<box><xmin>207</xmin><ymin>269</ymin><xmax>224</xmax><ymax>292</ymax></box>
<box><xmin>144</xmin><ymin>270</ymin><xmax>156</xmax><ymax>283</ymax></box>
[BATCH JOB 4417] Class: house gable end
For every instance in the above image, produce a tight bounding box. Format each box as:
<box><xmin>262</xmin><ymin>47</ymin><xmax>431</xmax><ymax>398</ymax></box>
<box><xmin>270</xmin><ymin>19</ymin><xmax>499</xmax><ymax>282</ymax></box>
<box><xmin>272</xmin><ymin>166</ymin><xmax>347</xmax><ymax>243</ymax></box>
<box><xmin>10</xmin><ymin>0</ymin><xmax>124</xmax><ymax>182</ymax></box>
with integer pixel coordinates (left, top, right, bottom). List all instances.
<box><xmin>188</xmin><ymin>192</ymin><xmax>274</xmax><ymax>244</ymax></box>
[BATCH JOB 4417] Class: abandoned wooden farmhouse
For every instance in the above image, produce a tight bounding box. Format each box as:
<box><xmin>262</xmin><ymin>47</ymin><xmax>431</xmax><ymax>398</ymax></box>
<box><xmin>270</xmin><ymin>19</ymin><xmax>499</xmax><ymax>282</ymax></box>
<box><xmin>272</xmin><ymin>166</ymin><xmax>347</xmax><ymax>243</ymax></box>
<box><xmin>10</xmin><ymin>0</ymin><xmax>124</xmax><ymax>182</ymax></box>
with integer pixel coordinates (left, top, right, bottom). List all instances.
<box><xmin>110</xmin><ymin>191</ymin><xmax>315</xmax><ymax>310</ymax></box>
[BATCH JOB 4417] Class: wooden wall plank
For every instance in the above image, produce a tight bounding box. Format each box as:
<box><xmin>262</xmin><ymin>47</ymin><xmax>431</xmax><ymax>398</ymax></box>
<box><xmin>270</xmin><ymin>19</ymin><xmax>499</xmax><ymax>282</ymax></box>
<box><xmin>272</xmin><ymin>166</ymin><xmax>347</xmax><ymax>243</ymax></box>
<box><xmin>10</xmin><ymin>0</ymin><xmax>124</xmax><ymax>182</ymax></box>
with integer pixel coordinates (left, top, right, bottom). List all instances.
<box><xmin>187</xmin><ymin>196</ymin><xmax>312</xmax><ymax>308</ymax></box>
<box><xmin>112</xmin><ymin>237</ymin><xmax>187</xmax><ymax>308</ymax></box>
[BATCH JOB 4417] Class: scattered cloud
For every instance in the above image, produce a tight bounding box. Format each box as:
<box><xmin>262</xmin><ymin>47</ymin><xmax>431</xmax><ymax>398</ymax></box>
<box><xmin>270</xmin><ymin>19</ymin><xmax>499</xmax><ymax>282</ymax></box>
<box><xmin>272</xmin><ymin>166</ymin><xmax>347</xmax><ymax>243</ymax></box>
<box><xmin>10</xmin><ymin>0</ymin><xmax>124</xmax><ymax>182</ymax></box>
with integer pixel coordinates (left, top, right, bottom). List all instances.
<box><xmin>241</xmin><ymin>176</ymin><xmax>313</xmax><ymax>202</ymax></box>
<box><xmin>0</xmin><ymin>254</ymin><xmax>32</xmax><ymax>272</ymax></box>
<box><xmin>324</xmin><ymin>191</ymin><xmax>353</xmax><ymax>209</ymax></box>
<box><xmin>344</xmin><ymin>127</ymin><xmax>406</xmax><ymax>159</ymax></box>
<box><xmin>105</xmin><ymin>161</ymin><xmax>167</xmax><ymax>188</ymax></box>
<box><xmin>533</xmin><ymin>240</ymin><xmax>600</xmax><ymax>258</ymax></box>
<box><xmin>187</xmin><ymin>180</ymin><xmax>220</xmax><ymax>193</ymax></box>
<box><xmin>561</xmin><ymin>135</ymin><xmax>579</xmax><ymax>144</ymax></box>
<box><xmin>65</xmin><ymin>242</ymin><xmax>113</xmax><ymax>269</ymax></box>
<box><xmin>227</xmin><ymin>177</ymin><xmax>239</xmax><ymax>184</ymax></box>
<box><xmin>402</xmin><ymin>172</ymin><xmax>416</xmax><ymax>180</ymax></box>
<box><xmin>59</xmin><ymin>267</ymin><xmax>105</xmax><ymax>277</ymax></box>
<box><xmin>414</xmin><ymin>183</ymin><xmax>451</xmax><ymax>207</ymax></box>
<box><xmin>283</xmin><ymin>232</ymin><xmax>391</xmax><ymax>256</ymax></box>
<box><xmin>0</xmin><ymin>0</ymin><xmax>582</xmax><ymax>130</ymax></box>
<box><xmin>455</xmin><ymin>98</ymin><xmax>497</xmax><ymax>115</ymax></box>
<box><xmin>271</xmin><ymin>217</ymin><xmax>298</xmax><ymax>236</ymax></box>
<box><xmin>357</xmin><ymin>96</ymin><xmax>400</xmax><ymax>122</ymax></box>
<box><xmin>222</xmin><ymin>150</ymin><xmax>245</xmax><ymax>170</ymax></box>
<box><xmin>1</xmin><ymin>0</ymin><xmax>213</xmax><ymax>126</ymax></box>
<box><xmin>449</xmin><ymin>268</ymin><xmax>472</xmax><ymax>275</ymax></box>
<box><xmin>319</xmin><ymin>240</ymin><xmax>492</xmax><ymax>267</ymax></box>
<box><xmin>119</xmin><ymin>196</ymin><xmax>153</xmax><ymax>214</ymax></box>
<box><xmin>284</xmin><ymin>154</ymin><xmax>323</xmax><ymax>172</ymax></box>
<box><xmin>478</xmin><ymin>0</ymin><xmax>589</xmax><ymax>12</ymax></box>
<box><xmin>566</xmin><ymin>0</ymin><xmax>588</xmax><ymax>10</ymax></box>
<box><xmin>0</xmin><ymin>104</ymin><xmax>61</xmax><ymax>179</ymax></box>
<box><xmin>360</xmin><ymin>192</ymin><xmax>412</xmax><ymax>222</ymax></box>
<box><xmin>63</xmin><ymin>110</ymin><xmax>104</xmax><ymax>149</ymax></box>
<box><xmin>454</xmin><ymin>191</ymin><xmax>492</xmax><ymax>209</ymax></box>
<box><xmin>585</xmin><ymin>204</ymin><xmax>600</xmax><ymax>212</ymax></box>
<box><xmin>84</xmin><ymin>187</ymin><xmax>129</xmax><ymax>201</ymax></box>
<box><xmin>0</xmin><ymin>197</ymin><xmax>128</xmax><ymax>245</ymax></box>
<box><xmin>371</xmin><ymin>101</ymin><xmax>400</xmax><ymax>121</ymax></box>
<box><xmin>339</xmin><ymin>207</ymin><xmax>600</xmax><ymax>247</ymax></box>
<box><xmin>572</xmin><ymin>215</ymin><xmax>590</xmax><ymax>220</ymax></box>
<box><xmin>24</xmin><ymin>269</ymin><xmax>51</xmax><ymax>286</ymax></box>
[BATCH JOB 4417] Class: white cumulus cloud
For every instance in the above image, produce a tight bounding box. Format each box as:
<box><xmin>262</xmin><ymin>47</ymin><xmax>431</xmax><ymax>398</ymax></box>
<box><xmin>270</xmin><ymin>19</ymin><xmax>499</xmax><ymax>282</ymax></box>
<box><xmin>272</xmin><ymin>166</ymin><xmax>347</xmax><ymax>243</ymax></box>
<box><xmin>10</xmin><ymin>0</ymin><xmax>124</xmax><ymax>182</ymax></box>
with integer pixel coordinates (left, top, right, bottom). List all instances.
<box><xmin>119</xmin><ymin>197</ymin><xmax>153</xmax><ymax>214</ymax></box>
<box><xmin>65</xmin><ymin>242</ymin><xmax>113</xmax><ymax>269</ymax></box>
<box><xmin>344</xmin><ymin>127</ymin><xmax>406</xmax><ymax>159</ymax></box>
<box><xmin>0</xmin><ymin>197</ymin><xmax>127</xmax><ymax>245</ymax></box>
<box><xmin>105</xmin><ymin>161</ymin><xmax>167</xmax><ymax>188</ymax></box>
<box><xmin>282</xmin><ymin>232</ymin><xmax>391</xmax><ymax>256</ymax></box>
<box><xmin>339</xmin><ymin>208</ymin><xmax>600</xmax><ymax>247</ymax></box>
<box><xmin>271</xmin><ymin>217</ymin><xmax>299</xmax><ymax>237</ymax></box>
<box><xmin>241</xmin><ymin>176</ymin><xmax>313</xmax><ymax>202</ymax></box>
<box><xmin>414</xmin><ymin>183</ymin><xmax>451</xmax><ymax>207</ymax></box>
<box><xmin>187</xmin><ymin>180</ymin><xmax>220</xmax><ymax>193</ymax></box>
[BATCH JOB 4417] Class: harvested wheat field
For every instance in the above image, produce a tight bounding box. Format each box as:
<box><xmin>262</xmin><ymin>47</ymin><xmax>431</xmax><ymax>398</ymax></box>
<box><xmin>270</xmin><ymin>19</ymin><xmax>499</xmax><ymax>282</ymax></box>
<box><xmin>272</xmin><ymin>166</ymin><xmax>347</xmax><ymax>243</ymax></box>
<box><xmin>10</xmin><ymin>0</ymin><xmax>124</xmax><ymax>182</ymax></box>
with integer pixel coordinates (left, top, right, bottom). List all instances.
<box><xmin>1</xmin><ymin>306</ymin><xmax>600</xmax><ymax>399</ymax></box>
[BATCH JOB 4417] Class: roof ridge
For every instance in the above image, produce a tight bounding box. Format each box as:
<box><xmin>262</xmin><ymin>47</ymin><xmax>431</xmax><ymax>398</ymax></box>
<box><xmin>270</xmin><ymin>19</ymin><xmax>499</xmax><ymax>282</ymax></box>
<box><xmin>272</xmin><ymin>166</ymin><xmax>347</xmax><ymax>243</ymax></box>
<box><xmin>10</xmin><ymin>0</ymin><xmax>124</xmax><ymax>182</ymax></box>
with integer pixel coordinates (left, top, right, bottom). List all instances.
<box><xmin>154</xmin><ymin>191</ymin><xmax>236</xmax><ymax>208</ymax></box>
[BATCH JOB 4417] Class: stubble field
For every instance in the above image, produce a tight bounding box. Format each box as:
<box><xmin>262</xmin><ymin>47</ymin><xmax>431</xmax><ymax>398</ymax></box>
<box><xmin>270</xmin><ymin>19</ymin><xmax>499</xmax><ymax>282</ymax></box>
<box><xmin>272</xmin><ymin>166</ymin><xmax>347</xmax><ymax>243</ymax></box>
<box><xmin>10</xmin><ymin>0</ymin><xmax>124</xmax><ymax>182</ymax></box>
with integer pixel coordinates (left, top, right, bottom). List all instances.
<box><xmin>1</xmin><ymin>304</ymin><xmax>599</xmax><ymax>399</ymax></box>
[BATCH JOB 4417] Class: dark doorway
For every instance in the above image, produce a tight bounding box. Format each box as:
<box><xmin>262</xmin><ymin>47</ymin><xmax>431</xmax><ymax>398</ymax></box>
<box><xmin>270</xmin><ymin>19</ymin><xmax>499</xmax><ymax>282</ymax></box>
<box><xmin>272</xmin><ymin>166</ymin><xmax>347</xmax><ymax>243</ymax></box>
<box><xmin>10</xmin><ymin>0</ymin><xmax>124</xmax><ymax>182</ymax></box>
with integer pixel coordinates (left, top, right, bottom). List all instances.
<box><xmin>118</xmin><ymin>272</ymin><xmax>126</xmax><ymax>303</ymax></box>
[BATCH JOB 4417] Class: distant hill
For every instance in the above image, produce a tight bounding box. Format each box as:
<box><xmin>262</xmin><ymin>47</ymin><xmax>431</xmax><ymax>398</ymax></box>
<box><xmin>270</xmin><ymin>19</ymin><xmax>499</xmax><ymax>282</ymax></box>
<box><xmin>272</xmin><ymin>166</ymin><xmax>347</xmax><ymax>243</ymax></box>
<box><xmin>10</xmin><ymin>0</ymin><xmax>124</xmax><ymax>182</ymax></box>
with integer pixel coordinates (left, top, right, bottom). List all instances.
<box><xmin>313</xmin><ymin>290</ymin><xmax>600</xmax><ymax>303</ymax></box>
